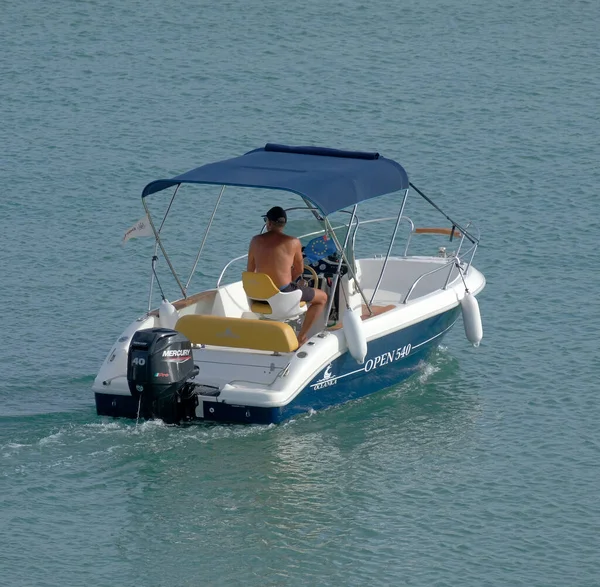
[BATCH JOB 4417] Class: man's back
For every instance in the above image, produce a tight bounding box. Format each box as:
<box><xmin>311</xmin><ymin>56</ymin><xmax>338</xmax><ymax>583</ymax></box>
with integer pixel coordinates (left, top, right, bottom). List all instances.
<box><xmin>248</xmin><ymin>206</ymin><xmax>327</xmax><ymax>345</ymax></box>
<box><xmin>248</xmin><ymin>231</ymin><xmax>303</xmax><ymax>288</ymax></box>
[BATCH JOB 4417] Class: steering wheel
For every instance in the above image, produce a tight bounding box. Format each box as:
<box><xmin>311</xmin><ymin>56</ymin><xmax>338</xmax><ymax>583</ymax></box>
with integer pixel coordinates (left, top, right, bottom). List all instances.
<box><xmin>302</xmin><ymin>264</ymin><xmax>319</xmax><ymax>287</ymax></box>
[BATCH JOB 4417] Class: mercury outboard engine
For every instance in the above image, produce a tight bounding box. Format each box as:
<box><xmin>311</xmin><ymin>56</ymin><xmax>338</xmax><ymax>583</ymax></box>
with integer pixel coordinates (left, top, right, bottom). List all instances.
<box><xmin>127</xmin><ymin>328</ymin><xmax>198</xmax><ymax>424</ymax></box>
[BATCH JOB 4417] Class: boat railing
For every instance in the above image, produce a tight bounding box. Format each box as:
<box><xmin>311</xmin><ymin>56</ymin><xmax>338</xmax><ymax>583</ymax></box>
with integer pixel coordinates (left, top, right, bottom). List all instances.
<box><xmin>355</xmin><ymin>217</ymin><xmax>479</xmax><ymax>305</ymax></box>
<box><xmin>402</xmin><ymin>232</ymin><xmax>480</xmax><ymax>304</ymax></box>
<box><xmin>216</xmin><ymin>254</ymin><xmax>249</xmax><ymax>288</ymax></box>
<box><xmin>402</xmin><ymin>261</ymin><xmax>457</xmax><ymax>304</ymax></box>
<box><xmin>354</xmin><ymin>216</ymin><xmax>416</xmax><ymax>256</ymax></box>
<box><xmin>215</xmin><ymin>216</ymin><xmax>480</xmax><ymax>303</ymax></box>
<box><xmin>355</xmin><ymin>216</ymin><xmax>480</xmax><ymax>260</ymax></box>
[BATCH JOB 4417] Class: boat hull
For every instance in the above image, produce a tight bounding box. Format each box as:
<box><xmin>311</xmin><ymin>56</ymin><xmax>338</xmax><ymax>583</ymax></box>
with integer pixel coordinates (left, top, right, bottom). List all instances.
<box><xmin>280</xmin><ymin>306</ymin><xmax>460</xmax><ymax>421</ymax></box>
<box><xmin>95</xmin><ymin>306</ymin><xmax>460</xmax><ymax>425</ymax></box>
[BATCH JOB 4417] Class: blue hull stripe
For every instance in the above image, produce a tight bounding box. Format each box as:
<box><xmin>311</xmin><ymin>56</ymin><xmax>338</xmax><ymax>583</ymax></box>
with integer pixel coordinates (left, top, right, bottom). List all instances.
<box><xmin>313</xmin><ymin>315</ymin><xmax>459</xmax><ymax>385</ymax></box>
<box><xmin>279</xmin><ymin>308</ymin><xmax>461</xmax><ymax>422</ymax></box>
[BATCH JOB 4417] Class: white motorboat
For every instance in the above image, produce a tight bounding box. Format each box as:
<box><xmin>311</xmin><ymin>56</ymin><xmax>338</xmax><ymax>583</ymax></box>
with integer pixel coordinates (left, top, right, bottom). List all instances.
<box><xmin>93</xmin><ymin>144</ymin><xmax>485</xmax><ymax>424</ymax></box>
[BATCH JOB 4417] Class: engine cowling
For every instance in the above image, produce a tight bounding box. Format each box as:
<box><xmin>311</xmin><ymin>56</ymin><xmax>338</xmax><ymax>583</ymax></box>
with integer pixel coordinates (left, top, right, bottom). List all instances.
<box><xmin>127</xmin><ymin>328</ymin><xmax>197</xmax><ymax>424</ymax></box>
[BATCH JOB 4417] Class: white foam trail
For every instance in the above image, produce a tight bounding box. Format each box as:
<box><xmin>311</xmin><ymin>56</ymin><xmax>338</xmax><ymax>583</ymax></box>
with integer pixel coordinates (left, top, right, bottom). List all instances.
<box><xmin>39</xmin><ymin>431</ymin><xmax>64</xmax><ymax>446</ymax></box>
<box><xmin>418</xmin><ymin>362</ymin><xmax>441</xmax><ymax>383</ymax></box>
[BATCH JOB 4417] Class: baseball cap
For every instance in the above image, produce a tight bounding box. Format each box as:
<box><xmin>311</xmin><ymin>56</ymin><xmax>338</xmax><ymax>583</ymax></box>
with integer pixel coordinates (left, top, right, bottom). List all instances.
<box><xmin>264</xmin><ymin>206</ymin><xmax>287</xmax><ymax>224</ymax></box>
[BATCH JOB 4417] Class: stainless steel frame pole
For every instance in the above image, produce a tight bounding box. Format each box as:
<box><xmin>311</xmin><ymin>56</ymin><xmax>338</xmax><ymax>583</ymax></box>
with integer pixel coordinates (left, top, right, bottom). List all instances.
<box><xmin>369</xmin><ymin>188</ymin><xmax>409</xmax><ymax>305</ymax></box>
<box><xmin>143</xmin><ymin>196</ymin><xmax>186</xmax><ymax>299</ymax></box>
<box><xmin>185</xmin><ymin>185</ymin><xmax>226</xmax><ymax>292</ymax></box>
<box><xmin>323</xmin><ymin>206</ymin><xmax>358</xmax><ymax>321</ymax></box>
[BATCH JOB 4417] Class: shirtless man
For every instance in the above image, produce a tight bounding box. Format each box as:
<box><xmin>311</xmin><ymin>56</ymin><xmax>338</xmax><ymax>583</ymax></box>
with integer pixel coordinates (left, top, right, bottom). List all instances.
<box><xmin>247</xmin><ymin>206</ymin><xmax>328</xmax><ymax>345</ymax></box>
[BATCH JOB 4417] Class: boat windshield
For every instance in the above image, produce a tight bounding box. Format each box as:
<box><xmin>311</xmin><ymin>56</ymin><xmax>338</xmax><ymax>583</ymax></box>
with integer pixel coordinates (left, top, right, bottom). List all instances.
<box><xmin>286</xmin><ymin>217</ymin><xmax>350</xmax><ymax>247</ymax></box>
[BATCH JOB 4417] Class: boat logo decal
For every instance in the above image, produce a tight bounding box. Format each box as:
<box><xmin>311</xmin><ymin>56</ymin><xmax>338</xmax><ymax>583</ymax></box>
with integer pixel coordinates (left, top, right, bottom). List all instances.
<box><xmin>162</xmin><ymin>349</ymin><xmax>191</xmax><ymax>361</ymax></box>
<box><xmin>217</xmin><ymin>328</ymin><xmax>240</xmax><ymax>339</ymax></box>
<box><xmin>311</xmin><ymin>363</ymin><xmax>338</xmax><ymax>390</ymax></box>
<box><xmin>162</xmin><ymin>349</ymin><xmax>190</xmax><ymax>357</ymax></box>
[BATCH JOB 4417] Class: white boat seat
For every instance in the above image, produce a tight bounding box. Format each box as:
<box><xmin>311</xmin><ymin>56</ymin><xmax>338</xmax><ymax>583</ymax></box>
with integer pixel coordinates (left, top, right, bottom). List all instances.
<box><xmin>242</xmin><ymin>272</ymin><xmax>307</xmax><ymax>321</ymax></box>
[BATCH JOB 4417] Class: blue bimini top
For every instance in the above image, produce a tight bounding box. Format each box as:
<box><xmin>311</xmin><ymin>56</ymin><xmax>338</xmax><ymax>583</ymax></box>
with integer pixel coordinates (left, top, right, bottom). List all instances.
<box><xmin>141</xmin><ymin>143</ymin><xmax>409</xmax><ymax>216</ymax></box>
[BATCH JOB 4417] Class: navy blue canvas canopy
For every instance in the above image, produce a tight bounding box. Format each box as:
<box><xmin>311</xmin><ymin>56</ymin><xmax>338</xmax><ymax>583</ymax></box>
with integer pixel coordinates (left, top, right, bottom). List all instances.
<box><xmin>141</xmin><ymin>144</ymin><xmax>409</xmax><ymax>216</ymax></box>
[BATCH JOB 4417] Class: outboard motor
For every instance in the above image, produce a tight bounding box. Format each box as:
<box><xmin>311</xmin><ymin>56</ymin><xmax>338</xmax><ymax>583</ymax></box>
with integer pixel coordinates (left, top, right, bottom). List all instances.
<box><xmin>127</xmin><ymin>328</ymin><xmax>198</xmax><ymax>424</ymax></box>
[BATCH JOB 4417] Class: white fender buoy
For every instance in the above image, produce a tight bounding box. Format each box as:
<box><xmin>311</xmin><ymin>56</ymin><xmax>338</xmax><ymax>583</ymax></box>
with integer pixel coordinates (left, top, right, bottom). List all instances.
<box><xmin>461</xmin><ymin>292</ymin><xmax>483</xmax><ymax>347</ymax></box>
<box><xmin>159</xmin><ymin>299</ymin><xmax>179</xmax><ymax>330</ymax></box>
<box><xmin>343</xmin><ymin>307</ymin><xmax>368</xmax><ymax>364</ymax></box>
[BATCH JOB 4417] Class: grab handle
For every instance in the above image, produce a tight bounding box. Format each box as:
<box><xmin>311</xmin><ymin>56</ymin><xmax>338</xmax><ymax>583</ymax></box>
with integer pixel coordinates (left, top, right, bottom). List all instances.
<box><xmin>414</xmin><ymin>227</ymin><xmax>462</xmax><ymax>240</ymax></box>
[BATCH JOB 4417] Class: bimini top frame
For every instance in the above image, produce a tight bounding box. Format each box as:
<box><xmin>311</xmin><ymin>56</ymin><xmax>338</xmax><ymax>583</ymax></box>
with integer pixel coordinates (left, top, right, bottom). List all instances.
<box><xmin>139</xmin><ymin>144</ymin><xmax>479</xmax><ymax>312</ymax></box>
<box><xmin>141</xmin><ymin>143</ymin><xmax>409</xmax><ymax>216</ymax></box>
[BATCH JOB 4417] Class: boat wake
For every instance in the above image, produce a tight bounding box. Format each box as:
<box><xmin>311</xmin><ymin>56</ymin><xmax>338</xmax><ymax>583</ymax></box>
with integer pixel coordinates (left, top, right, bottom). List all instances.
<box><xmin>1</xmin><ymin>345</ymin><xmax>467</xmax><ymax>470</ymax></box>
<box><xmin>1</xmin><ymin>413</ymin><xmax>279</xmax><ymax>468</ymax></box>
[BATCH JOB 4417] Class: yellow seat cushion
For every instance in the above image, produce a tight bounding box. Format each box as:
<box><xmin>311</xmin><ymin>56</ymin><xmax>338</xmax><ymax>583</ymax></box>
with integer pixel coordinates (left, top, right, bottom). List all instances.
<box><xmin>243</xmin><ymin>271</ymin><xmax>306</xmax><ymax>317</ymax></box>
<box><xmin>250</xmin><ymin>301</ymin><xmax>273</xmax><ymax>314</ymax></box>
<box><xmin>242</xmin><ymin>272</ymin><xmax>280</xmax><ymax>299</ymax></box>
<box><xmin>175</xmin><ymin>314</ymin><xmax>298</xmax><ymax>352</ymax></box>
<box><xmin>250</xmin><ymin>300</ymin><xmax>306</xmax><ymax>315</ymax></box>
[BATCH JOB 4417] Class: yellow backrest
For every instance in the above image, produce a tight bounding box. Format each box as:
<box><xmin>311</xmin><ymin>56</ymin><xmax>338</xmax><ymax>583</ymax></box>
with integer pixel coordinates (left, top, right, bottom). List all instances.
<box><xmin>175</xmin><ymin>314</ymin><xmax>298</xmax><ymax>352</ymax></box>
<box><xmin>242</xmin><ymin>271</ymin><xmax>280</xmax><ymax>300</ymax></box>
